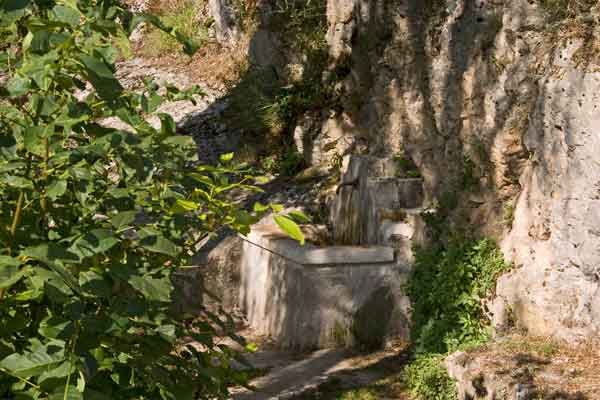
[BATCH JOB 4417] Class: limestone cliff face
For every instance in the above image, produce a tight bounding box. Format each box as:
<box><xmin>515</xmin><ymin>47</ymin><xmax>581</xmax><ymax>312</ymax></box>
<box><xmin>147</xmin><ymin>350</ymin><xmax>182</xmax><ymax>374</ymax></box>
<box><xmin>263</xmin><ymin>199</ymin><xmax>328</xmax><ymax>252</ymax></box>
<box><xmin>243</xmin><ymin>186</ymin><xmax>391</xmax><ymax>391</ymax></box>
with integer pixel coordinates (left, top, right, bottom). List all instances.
<box><xmin>309</xmin><ymin>0</ymin><xmax>600</xmax><ymax>341</ymax></box>
<box><xmin>210</xmin><ymin>0</ymin><xmax>600</xmax><ymax>341</ymax></box>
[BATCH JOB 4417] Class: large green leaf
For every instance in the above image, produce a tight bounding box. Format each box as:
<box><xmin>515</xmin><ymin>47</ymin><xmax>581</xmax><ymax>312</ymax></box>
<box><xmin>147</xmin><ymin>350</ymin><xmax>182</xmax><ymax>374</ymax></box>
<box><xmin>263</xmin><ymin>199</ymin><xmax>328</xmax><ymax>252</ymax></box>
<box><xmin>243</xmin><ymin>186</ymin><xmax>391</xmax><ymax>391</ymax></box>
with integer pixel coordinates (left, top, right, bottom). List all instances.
<box><xmin>0</xmin><ymin>255</ymin><xmax>24</xmax><ymax>289</ymax></box>
<box><xmin>273</xmin><ymin>215</ymin><xmax>305</xmax><ymax>246</ymax></box>
<box><xmin>29</xmin><ymin>268</ymin><xmax>74</xmax><ymax>301</ymax></box>
<box><xmin>38</xmin><ymin>316</ymin><xmax>74</xmax><ymax>340</ymax></box>
<box><xmin>24</xmin><ymin>125</ymin><xmax>50</xmax><ymax>156</ymax></box>
<box><xmin>155</xmin><ymin>324</ymin><xmax>176</xmax><ymax>343</ymax></box>
<box><xmin>6</xmin><ymin>75</ymin><xmax>30</xmax><ymax>96</ymax></box>
<box><xmin>78</xmin><ymin>54</ymin><xmax>123</xmax><ymax>102</ymax></box>
<box><xmin>138</xmin><ymin>228</ymin><xmax>178</xmax><ymax>257</ymax></box>
<box><xmin>3</xmin><ymin>175</ymin><xmax>33</xmax><ymax>189</ymax></box>
<box><xmin>29</xmin><ymin>30</ymin><xmax>51</xmax><ymax>54</ymax></box>
<box><xmin>219</xmin><ymin>153</ymin><xmax>234</xmax><ymax>163</ymax></box>
<box><xmin>37</xmin><ymin>360</ymin><xmax>73</xmax><ymax>383</ymax></box>
<box><xmin>0</xmin><ymin>342</ymin><xmax>65</xmax><ymax>378</ymax></box>
<box><xmin>79</xmin><ymin>270</ymin><xmax>111</xmax><ymax>297</ymax></box>
<box><xmin>286</xmin><ymin>211</ymin><xmax>312</xmax><ymax>224</ymax></box>
<box><xmin>50</xmin><ymin>4</ymin><xmax>80</xmax><ymax>26</ymax></box>
<box><xmin>170</xmin><ymin>199</ymin><xmax>198</xmax><ymax>214</ymax></box>
<box><xmin>109</xmin><ymin>210</ymin><xmax>137</xmax><ymax>229</ymax></box>
<box><xmin>158</xmin><ymin>113</ymin><xmax>175</xmax><ymax>137</ymax></box>
<box><xmin>0</xmin><ymin>0</ymin><xmax>31</xmax><ymax>24</ymax></box>
<box><xmin>69</xmin><ymin>229</ymin><xmax>119</xmax><ymax>258</ymax></box>
<box><xmin>128</xmin><ymin>275</ymin><xmax>171</xmax><ymax>303</ymax></box>
<box><xmin>46</xmin><ymin>179</ymin><xmax>68</xmax><ymax>200</ymax></box>
<box><xmin>21</xmin><ymin>244</ymin><xmax>80</xmax><ymax>265</ymax></box>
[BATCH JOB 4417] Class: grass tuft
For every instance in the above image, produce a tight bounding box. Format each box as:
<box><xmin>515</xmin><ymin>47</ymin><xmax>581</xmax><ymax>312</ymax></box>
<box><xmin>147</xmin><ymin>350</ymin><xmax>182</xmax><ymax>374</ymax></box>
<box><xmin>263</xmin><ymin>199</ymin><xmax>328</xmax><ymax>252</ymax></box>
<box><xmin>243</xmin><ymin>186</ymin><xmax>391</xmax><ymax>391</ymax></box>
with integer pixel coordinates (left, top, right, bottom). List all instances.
<box><xmin>404</xmin><ymin>355</ymin><xmax>457</xmax><ymax>400</ymax></box>
<box><xmin>538</xmin><ymin>0</ymin><xmax>597</xmax><ymax>22</ymax></box>
<box><xmin>140</xmin><ymin>0</ymin><xmax>210</xmax><ymax>58</ymax></box>
<box><xmin>337</xmin><ymin>388</ymin><xmax>378</xmax><ymax>400</ymax></box>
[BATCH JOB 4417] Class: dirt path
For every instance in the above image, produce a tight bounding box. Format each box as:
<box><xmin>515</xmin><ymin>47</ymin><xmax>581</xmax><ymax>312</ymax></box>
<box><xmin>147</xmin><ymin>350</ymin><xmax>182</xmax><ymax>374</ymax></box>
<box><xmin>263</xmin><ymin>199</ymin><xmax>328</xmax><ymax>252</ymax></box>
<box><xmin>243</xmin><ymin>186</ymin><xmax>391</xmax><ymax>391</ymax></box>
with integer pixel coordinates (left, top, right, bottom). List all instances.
<box><xmin>226</xmin><ymin>331</ymin><xmax>411</xmax><ymax>400</ymax></box>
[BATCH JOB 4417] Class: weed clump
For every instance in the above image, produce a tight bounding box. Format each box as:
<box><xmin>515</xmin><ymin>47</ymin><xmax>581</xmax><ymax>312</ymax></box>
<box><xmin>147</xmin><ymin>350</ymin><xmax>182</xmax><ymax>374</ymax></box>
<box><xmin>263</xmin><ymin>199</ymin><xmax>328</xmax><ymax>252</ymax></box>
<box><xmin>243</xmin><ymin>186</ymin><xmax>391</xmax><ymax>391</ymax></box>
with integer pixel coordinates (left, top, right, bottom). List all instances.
<box><xmin>404</xmin><ymin>237</ymin><xmax>511</xmax><ymax>399</ymax></box>
<box><xmin>408</xmin><ymin>238</ymin><xmax>510</xmax><ymax>355</ymax></box>
<box><xmin>140</xmin><ymin>0</ymin><xmax>210</xmax><ymax>57</ymax></box>
<box><xmin>404</xmin><ymin>355</ymin><xmax>457</xmax><ymax>400</ymax></box>
<box><xmin>259</xmin><ymin>150</ymin><xmax>305</xmax><ymax>177</ymax></box>
<box><xmin>539</xmin><ymin>0</ymin><xmax>597</xmax><ymax>22</ymax></box>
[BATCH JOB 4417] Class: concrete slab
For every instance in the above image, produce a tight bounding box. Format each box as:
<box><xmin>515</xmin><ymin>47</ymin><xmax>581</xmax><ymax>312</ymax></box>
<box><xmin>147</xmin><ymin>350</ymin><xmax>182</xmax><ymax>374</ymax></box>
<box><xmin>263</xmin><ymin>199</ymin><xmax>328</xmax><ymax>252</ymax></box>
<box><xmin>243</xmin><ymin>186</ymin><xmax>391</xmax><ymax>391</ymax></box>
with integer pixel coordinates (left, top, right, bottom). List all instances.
<box><xmin>239</xmin><ymin>225</ymin><xmax>412</xmax><ymax>350</ymax></box>
<box><xmin>245</xmin><ymin>225</ymin><xmax>395</xmax><ymax>266</ymax></box>
<box><xmin>299</xmin><ymin>246</ymin><xmax>395</xmax><ymax>265</ymax></box>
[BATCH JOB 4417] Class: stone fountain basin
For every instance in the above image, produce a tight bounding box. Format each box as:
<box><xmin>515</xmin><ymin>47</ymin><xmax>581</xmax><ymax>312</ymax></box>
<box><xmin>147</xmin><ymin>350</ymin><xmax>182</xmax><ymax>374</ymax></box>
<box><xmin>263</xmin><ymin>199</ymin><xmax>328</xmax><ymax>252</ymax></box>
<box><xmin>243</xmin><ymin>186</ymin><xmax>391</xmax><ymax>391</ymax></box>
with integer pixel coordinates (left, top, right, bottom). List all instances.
<box><xmin>239</xmin><ymin>225</ymin><xmax>411</xmax><ymax>350</ymax></box>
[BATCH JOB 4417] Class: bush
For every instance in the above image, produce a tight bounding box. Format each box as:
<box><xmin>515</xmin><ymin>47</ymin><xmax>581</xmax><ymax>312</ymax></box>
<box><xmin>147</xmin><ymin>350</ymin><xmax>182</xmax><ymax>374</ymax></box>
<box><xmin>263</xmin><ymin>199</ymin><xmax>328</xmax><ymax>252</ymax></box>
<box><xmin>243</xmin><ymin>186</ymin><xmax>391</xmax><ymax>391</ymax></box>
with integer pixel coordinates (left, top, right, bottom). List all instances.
<box><xmin>259</xmin><ymin>151</ymin><xmax>305</xmax><ymax>177</ymax></box>
<box><xmin>0</xmin><ymin>1</ymin><xmax>304</xmax><ymax>398</ymax></box>
<box><xmin>280</xmin><ymin>151</ymin><xmax>305</xmax><ymax>177</ymax></box>
<box><xmin>404</xmin><ymin>238</ymin><xmax>510</xmax><ymax>399</ymax></box>
<box><xmin>404</xmin><ymin>355</ymin><xmax>457</xmax><ymax>400</ymax></box>
<box><xmin>408</xmin><ymin>238</ymin><xmax>510</xmax><ymax>355</ymax></box>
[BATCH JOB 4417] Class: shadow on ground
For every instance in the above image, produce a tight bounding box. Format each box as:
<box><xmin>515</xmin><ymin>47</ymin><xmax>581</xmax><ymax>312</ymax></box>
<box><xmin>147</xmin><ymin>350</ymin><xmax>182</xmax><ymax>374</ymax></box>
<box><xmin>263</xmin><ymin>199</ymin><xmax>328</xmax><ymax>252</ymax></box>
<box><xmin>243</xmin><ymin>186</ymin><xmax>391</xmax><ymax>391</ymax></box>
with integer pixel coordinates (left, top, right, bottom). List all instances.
<box><xmin>232</xmin><ymin>345</ymin><xmax>410</xmax><ymax>400</ymax></box>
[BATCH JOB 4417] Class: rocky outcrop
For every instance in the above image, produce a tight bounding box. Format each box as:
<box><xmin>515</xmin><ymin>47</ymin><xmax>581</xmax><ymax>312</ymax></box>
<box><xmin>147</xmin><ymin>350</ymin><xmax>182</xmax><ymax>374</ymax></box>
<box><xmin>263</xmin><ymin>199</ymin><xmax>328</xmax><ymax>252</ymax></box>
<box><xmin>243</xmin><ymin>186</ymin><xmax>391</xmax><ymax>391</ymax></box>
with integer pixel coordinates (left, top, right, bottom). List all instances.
<box><xmin>301</xmin><ymin>0</ymin><xmax>600</xmax><ymax>342</ymax></box>
<box><xmin>495</xmin><ymin>42</ymin><xmax>600</xmax><ymax>341</ymax></box>
<box><xmin>445</xmin><ymin>336</ymin><xmax>599</xmax><ymax>399</ymax></box>
<box><xmin>196</xmin><ymin>0</ymin><xmax>600</xmax><ymax>344</ymax></box>
<box><xmin>208</xmin><ymin>0</ymin><xmax>241</xmax><ymax>46</ymax></box>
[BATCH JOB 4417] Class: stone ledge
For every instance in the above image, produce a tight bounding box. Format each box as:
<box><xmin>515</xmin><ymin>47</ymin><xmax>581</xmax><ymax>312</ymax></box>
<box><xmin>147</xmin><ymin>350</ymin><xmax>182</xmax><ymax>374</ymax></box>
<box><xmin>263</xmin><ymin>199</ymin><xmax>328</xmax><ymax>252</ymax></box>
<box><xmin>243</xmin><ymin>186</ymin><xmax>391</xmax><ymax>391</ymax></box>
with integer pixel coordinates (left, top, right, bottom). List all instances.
<box><xmin>297</xmin><ymin>246</ymin><xmax>395</xmax><ymax>265</ymax></box>
<box><xmin>243</xmin><ymin>225</ymin><xmax>395</xmax><ymax>266</ymax></box>
<box><xmin>240</xmin><ymin>224</ymin><xmax>411</xmax><ymax>349</ymax></box>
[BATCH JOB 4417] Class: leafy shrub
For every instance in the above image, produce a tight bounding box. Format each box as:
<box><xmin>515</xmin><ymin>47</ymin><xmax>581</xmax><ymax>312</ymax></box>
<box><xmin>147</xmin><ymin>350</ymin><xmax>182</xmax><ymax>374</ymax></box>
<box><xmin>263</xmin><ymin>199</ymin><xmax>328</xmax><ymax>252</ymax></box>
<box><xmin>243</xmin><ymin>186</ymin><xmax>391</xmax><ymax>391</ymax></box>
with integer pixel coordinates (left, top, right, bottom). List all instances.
<box><xmin>279</xmin><ymin>151</ymin><xmax>305</xmax><ymax>177</ymax></box>
<box><xmin>259</xmin><ymin>151</ymin><xmax>305</xmax><ymax>177</ymax></box>
<box><xmin>408</xmin><ymin>238</ymin><xmax>510</xmax><ymax>355</ymax></box>
<box><xmin>260</xmin><ymin>154</ymin><xmax>279</xmax><ymax>174</ymax></box>
<box><xmin>404</xmin><ymin>238</ymin><xmax>510</xmax><ymax>399</ymax></box>
<box><xmin>0</xmin><ymin>1</ymin><xmax>303</xmax><ymax>398</ymax></box>
<box><xmin>404</xmin><ymin>355</ymin><xmax>457</xmax><ymax>400</ymax></box>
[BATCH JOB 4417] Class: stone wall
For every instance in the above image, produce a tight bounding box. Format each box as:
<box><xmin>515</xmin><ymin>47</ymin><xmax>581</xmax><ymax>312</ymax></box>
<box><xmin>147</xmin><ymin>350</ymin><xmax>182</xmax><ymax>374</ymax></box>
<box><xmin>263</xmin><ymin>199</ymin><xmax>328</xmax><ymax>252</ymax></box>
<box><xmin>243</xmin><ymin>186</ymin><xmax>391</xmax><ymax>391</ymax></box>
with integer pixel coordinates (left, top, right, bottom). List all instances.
<box><xmin>239</xmin><ymin>225</ymin><xmax>412</xmax><ymax>350</ymax></box>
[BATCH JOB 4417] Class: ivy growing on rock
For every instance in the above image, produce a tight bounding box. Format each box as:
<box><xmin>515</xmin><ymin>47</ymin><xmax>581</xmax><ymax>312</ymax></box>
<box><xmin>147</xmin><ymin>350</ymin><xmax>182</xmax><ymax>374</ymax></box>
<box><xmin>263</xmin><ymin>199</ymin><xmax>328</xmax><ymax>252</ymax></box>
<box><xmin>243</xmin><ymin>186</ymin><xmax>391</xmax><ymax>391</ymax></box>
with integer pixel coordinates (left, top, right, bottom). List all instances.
<box><xmin>0</xmin><ymin>0</ymin><xmax>303</xmax><ymax>398</ymax></box>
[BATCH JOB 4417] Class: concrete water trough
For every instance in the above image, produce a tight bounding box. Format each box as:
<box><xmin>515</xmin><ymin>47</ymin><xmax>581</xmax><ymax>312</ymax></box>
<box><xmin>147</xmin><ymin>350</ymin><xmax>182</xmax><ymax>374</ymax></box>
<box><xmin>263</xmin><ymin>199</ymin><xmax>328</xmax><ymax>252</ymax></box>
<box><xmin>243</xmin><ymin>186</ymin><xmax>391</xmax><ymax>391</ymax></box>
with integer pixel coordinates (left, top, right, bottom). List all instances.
<box><xmin>239</xmin><ymin>225</ymin><xmax>412</xmax><ymax>350</ymax></box>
